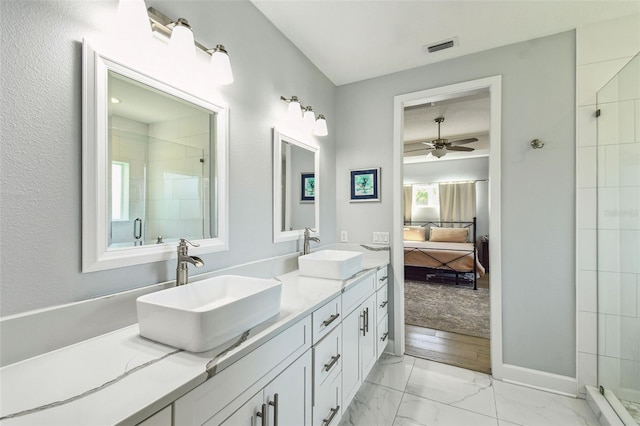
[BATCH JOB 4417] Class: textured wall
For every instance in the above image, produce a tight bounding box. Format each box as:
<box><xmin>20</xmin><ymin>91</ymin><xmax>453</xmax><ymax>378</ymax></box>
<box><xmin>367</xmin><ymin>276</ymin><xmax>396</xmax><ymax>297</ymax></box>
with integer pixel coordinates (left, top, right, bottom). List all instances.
<box><xmin>0</xmin><ymin>0</ymin><xmax>337</xmax><ymax>316</ymax></box>
<box><xmin>336</xmin><ymin>32</ymin><xmax>577</xmax><ymax>377</ymax></box>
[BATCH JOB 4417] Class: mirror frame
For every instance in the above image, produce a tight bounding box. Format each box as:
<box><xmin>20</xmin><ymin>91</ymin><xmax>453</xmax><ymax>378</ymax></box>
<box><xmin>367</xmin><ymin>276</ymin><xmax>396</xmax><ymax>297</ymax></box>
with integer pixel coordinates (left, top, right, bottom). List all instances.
<box><xmin>82</xmin><ymin>40</ymin><xmax>229</xmax><ymax>272</ymax></box>
<box><xmin>272</xmin><ymin>128</ymin><xmax>320</xmax><ymax>243</ymax></box>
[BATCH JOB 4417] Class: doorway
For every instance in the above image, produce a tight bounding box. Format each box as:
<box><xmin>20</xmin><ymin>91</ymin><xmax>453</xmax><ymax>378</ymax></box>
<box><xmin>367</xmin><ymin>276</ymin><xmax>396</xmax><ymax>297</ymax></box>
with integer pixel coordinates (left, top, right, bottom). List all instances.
<box><xmin>402</xmin><ymin>92</ymin><xmax>491</xmax><ymax>373</ymax></box>
<box><xmin>391</xmin><ymin>76</ymin><xmax>503</xmax><ymax>378</ymax></box>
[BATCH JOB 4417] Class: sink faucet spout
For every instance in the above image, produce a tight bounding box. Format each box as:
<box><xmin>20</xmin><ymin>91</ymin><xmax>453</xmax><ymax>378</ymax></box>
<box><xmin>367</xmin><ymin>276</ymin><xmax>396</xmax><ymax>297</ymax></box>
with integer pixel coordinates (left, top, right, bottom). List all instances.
<box><xmin>303</xmin><ymin>228</ymin><xmax>320</xmax><ymax>255</ymax></box>
<box><xmin>176</xmin><ymin>238</ymin><xmax>204</xmax><ymax>286</ymax></box>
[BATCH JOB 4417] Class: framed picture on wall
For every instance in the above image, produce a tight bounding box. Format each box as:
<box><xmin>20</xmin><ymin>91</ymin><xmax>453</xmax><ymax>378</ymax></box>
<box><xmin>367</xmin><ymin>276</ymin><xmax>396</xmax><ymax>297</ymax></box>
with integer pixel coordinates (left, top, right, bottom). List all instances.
<box><xmin>301</xmin><ymin>173</ymin><xmax>315</xmax><ymax>202</ymax></box>
<box><xmin>350</xmin><ymin>168</ymin><xmax>380</xmax><ymax>202</ymax></box>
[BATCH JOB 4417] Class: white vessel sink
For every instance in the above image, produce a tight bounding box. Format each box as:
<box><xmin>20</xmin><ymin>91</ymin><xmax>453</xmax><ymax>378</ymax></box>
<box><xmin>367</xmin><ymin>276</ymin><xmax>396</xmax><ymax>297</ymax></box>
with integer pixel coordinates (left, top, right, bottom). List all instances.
<box><xmin>136</xmin><ymin>275</ymin><xmax>282</xmax><ymax>352</ymax></box>
<box><xmin>298</xmin><ymin>250</ymin><xmax>364</xmax><ymax>280</ymax></box>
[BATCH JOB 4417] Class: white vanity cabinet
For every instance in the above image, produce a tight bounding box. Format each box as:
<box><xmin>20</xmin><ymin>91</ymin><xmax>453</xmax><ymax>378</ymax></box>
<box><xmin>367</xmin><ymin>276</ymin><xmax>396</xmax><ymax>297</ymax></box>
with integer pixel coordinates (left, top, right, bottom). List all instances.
<box><xmin>174</xmin><ymin>316</ymin><xmax>312</xmax><ymax>425</ymax></box>
<box><xmin>341</xmin><ymin>274</ymin><xmax>377</xmax><ymax>408</ymax></box>
<box><xmin>375</xmin><ymin>266</ymin><xmax>389</xmax><ymax>357</ymax></box>
<box><xmin>219</xmin><ymin>350</ymin><xmax>312</xmax><ymax>426</ymax></box>
<box><xmin>312</xmin><ymin>325</ymin><xmax>342</xmax><ymax>426</ymax></box>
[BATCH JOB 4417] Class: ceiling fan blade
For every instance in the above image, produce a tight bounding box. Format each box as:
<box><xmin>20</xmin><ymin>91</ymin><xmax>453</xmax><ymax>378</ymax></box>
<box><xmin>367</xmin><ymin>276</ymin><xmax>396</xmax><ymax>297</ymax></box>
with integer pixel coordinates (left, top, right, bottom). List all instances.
<box><xmin>449</xmin><ymin>137</ymin><xmax>478</xmax><ymax>145</ymax></box>
<box><xmin>404</xmin><ymin>149</ymin><xmax>431</xmax><ymax>157</ymax></box>
<box><xmin>447</xmin><ymin>146</ymin><xmax>475</xmax><ymax>152</ymax></box>
<box><xmin>421</xmin><ymin>141</ymin><xmax>435</xmax><ymax>148</ymax></box>
<box><xmin>404</xmin><ymin>147</ymin><xmax>432</xmax><ymax>154</ymax></box>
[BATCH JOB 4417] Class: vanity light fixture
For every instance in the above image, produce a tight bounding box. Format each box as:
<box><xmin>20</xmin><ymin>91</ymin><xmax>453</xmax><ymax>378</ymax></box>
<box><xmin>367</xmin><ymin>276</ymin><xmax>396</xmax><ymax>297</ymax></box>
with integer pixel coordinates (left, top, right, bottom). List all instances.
<box><xmin>313</xmin><ymin>114</ymin><xmax>328</xmax><ymax>137</ymax></box>
<box><xmin>302</xmin><ymin>106</ymin><xmax>316</xmax><ymax>132</ymax></box>
<box><xmin>147</xmin><ymin>7</ymin><xmax>234</xmax><ymax>85</ymax></box>
<box><xmin>168</xmin><ymin>18</ymin><xmax>196</xmax><ymax>60</ymax></box>
<box><xmin>281</xmin><ymin>95</ymin><xmax>302</xmax><ymax>123</ymax></box>
<box><xmin>280</xmin><ymin>96</ymin><xmax>328</xmax><ymax>136</ymax></box>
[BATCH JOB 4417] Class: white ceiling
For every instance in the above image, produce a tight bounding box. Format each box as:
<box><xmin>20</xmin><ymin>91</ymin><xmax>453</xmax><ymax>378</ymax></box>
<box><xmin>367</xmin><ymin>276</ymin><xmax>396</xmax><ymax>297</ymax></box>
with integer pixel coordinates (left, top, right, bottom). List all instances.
<box><xmin>403</xmin><ymin>92</ymin><xmax>491</xmax><ymax>163</ymax></box>
<box><xmin>252</xmin><ymin>0</ymin><xmax>639</xmax><ymax>86</ymax></box>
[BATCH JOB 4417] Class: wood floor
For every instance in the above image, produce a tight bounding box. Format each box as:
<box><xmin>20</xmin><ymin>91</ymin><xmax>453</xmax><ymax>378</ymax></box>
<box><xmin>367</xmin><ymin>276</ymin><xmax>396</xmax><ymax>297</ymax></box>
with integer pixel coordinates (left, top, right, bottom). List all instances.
<box><xmin>405</xmin><ymin>324</ymin><xmax>491</xmax><ymax>374</ymax></box>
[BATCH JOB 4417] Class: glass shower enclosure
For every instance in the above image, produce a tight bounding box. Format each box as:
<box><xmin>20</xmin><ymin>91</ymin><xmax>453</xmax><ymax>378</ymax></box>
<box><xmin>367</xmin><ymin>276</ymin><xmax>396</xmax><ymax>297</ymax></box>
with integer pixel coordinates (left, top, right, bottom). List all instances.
<box><xmin>596</xmin><ymin>51</ymin><xmax>640</xmax><ymax>425</ymax></box>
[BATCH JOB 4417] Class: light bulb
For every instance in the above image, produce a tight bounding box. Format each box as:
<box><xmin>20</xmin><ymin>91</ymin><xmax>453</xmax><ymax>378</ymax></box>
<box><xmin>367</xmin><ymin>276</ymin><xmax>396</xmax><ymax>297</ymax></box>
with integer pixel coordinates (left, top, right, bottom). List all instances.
<box><xmin>313</xmin><ymin>114</ymin><xmax>328</xmax><ymax>136</ymax></box>
<box><xmin>287</xmin><ymin>96</ymin><xmax>302</xmax><ymax>124</ymax></box>
<box><xmin>116</xmin><ymin>0</ymin><xmax>152</xmax><ymax>40</ymax></box>
<box><xmin>210</xmin><ymin>45</ymin><xmax>234</xmax><ymax>85</ymax></box>
<box><xmin>169</xmin><ymin>18</ymin><xmax>195</xmax><ymax>61</ymax></box>
<box><xmin>432</xmin><ymin>148</ymin><xmax>447</xmax><ymax>158</ymax></box>
<box><xmin>302</xmin><ymin>107</ymin><xmax>315</xmax><ymax>133</ymax></box>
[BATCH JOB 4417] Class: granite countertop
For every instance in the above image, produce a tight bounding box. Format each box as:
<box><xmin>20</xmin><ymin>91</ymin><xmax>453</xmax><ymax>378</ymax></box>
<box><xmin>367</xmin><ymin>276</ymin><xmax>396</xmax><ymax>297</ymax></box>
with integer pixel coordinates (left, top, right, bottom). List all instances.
<box><xmin>0</xmin><ymin>260</ymin><xmax>388</xmax><ymax>425</ymax></box>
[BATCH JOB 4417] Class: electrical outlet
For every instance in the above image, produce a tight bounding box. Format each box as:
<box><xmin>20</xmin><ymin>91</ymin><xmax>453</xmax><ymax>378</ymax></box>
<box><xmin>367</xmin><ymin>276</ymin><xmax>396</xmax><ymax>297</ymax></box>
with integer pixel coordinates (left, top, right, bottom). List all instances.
<box><xmin>341</xmin><ymin>230</ymin><xmax>348</xmax><ymax>242</ymax></box>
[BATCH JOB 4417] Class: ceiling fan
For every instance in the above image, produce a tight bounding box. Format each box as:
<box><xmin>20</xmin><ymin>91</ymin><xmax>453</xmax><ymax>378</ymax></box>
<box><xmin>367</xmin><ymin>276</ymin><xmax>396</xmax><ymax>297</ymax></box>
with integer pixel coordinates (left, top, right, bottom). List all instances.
<box><xmin>405</xmin><ymin>116</ymin><xmax>478</xmax><ymax>158</ymax></box>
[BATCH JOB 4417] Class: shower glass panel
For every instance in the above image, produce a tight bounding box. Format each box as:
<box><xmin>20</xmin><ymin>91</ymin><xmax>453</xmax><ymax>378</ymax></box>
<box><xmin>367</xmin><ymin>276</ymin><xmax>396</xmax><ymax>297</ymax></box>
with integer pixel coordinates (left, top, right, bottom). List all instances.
<box><xmin>596</xmin><ymin>51</ymin><xmax>640</xmax><ymax>425</ymax></box>
<box><xmin>109</xmin><ymin>128</ymin><xmax>210</xmax><ymax>248</ymax></box>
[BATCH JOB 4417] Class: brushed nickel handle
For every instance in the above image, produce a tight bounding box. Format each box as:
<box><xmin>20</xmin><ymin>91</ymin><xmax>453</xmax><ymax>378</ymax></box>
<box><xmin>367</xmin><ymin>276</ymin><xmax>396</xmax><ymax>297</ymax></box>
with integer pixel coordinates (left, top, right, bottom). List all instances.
<box><xmin>323</xmin><ymin>354</ymin><xmax>341</xmax><ymax>372</ymax></box>
<box><xmin>365</xmin><ymin>307</ymin><xmax>369</xmax><ymax>333</ymax></box>
<box><xmin>380</xmin><ymin>331</ymin><xmax>389</xmax><ymax>342</ymax></box>
<box><xmin>268</xmin><ymin>393</ymin><xmax>279</xmax><ymax>426</ymax></box>
<box><xmin>360</xmin><ymin>310</ymin><xmax>366</xmax><ymax>336</ymax></box>
<box><xmin>256</xmin><ymin>403</ymin><xmax>267</xmax><ymax>426</ymax></box>
<box><xmin>379</xmin><ymin>275</ymin><xmax>387</xmax><ymax>281</ymax></box>
<box><xmin>379</xmin><ymin>300</ymin><xmax>388</xmax><ymax>308</ymax></box>
<box><xmin>322</xmin><ymin>406</ymin><xmax>340</xmax><ymax>426</ymax></box>
<box><xmin>322</xmin><ymin>313</ymin><xmax>340</xmax><ymax>327</ymax></box>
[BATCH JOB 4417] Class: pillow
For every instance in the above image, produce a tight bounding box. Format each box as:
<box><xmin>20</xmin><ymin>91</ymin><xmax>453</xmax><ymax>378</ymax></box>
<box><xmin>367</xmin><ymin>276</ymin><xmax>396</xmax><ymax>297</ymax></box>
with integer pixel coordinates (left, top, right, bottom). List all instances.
<box><xmin>403</xmin><ymin>226</ymin><xmax>426</xmax><ymax>241</ymax></box>
<box><xmin>429</xmin><ymin>227</ymin><xmax>468</xmax><ymax>243</ymax></box>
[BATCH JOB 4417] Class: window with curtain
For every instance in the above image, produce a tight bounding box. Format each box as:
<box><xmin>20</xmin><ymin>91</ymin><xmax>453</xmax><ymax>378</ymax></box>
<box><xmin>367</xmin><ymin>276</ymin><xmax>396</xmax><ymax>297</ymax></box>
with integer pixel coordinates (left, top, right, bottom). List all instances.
<box><xmin>438</xmin><ymin>181</ymin><xmax>476</xmax><ymax>224</ymax></box>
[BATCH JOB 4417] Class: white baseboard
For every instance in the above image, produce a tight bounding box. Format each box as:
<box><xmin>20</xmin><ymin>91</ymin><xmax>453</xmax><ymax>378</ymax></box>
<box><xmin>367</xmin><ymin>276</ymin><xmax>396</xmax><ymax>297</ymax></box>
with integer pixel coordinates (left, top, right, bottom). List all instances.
<box><xmin>500</xmin><ymin>363</ymin><xmax>578</xmax><ymax>397</ymax></box>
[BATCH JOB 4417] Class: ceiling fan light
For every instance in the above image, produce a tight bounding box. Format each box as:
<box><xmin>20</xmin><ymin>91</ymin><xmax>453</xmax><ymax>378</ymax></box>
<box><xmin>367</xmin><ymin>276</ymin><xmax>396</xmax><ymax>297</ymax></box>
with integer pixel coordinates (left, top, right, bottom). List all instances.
<box><xmin>432</xmin><ymin>148</ymin><xmax>447</xmax><ymax>158</ymax></box>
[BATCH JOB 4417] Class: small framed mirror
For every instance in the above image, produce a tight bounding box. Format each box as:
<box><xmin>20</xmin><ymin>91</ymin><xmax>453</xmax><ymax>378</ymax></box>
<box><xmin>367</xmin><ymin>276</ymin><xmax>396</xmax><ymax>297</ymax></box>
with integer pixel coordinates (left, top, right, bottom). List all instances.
<box><xmin>82</xmin><ymin>40</ymin><xmax>229</xmax><ymax>272</ymax></box>
<box><xmin>272</xmin><ymin>129</ymin><xmax>319</xmax><ymax>243</ymax></box>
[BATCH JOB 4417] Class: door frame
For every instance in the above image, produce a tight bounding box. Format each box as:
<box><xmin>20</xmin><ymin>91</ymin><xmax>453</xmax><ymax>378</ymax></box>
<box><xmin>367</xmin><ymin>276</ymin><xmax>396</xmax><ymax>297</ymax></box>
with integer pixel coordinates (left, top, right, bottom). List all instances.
<box><xmin>391</xmin><ymin>75</ymin><xmax>504</xmax><ymax>378</ymax></box>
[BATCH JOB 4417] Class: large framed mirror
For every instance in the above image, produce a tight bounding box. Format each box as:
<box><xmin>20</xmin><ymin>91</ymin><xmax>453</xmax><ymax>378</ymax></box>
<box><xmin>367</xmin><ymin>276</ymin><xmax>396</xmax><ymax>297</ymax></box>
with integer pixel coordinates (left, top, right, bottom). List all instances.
<box><xmin>82</xmin><ymin>40</ymin><xmax>229</xmax><ymax>272</ymax></box>
<box><xmin>273</xmin><ymin>129</ymin><xmax>319</xmax><ymax>243</ymax></box>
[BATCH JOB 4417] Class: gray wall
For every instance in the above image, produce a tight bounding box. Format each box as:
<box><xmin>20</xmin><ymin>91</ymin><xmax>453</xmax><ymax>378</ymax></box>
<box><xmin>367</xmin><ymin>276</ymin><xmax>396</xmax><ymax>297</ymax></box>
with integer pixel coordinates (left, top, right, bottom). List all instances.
<box><xmin>0</xmin><ymin>0</ymin><xmax>337</xmax><ymax>316</ymax></box>
<box><xmin>336</xmin><ymin>32</ymin><xmax>576</xmax><ymax>377</ymax></box>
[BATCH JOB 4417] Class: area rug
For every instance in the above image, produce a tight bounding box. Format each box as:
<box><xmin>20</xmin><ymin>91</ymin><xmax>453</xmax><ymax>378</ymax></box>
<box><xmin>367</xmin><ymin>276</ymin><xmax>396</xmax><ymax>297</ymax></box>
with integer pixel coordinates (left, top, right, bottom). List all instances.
<box><xmin>404</xmin><ymin>280</ymin><xmax>490</xmax><ymax>339</ymax></box>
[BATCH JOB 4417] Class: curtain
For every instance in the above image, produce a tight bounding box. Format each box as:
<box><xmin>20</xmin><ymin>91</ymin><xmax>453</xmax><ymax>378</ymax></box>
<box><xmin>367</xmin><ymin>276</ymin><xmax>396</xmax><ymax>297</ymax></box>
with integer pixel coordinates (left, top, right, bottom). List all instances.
<box><xmin>403</xmin><ymin>185</ymin><xmax>412</xmax><ymax>223</ymax></box>
<box><xmin>439</xmin><ymin>182</ymin><xmax>476</xmax><ymax>224</ymax></box>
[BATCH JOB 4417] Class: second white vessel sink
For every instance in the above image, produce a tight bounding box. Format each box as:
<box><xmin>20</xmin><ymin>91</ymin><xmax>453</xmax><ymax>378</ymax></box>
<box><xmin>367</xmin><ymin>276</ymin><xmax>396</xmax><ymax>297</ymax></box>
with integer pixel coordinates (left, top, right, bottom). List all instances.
<box><xmin>136</xmin><ymin>275</ymin><xmax>282</xmax><ymax>352</ymax></box>
<box><xmin>298</xmin><ymin>250</ymin><xmax>364</xmax><ymax>280</ymax></box>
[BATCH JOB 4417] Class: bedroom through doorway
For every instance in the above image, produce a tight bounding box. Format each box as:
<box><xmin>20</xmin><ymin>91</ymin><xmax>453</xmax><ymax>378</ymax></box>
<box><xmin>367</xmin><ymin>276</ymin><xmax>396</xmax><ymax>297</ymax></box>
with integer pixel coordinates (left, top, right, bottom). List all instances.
<box><xmin>402</xmin><ymin>90</ymin><xmax>491</xmax><ymax>374</ymax></box>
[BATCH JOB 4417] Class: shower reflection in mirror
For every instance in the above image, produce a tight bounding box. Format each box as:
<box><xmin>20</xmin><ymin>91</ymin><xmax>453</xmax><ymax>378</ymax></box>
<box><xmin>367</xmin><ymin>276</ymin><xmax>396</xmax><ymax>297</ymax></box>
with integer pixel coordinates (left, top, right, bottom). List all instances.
<box><xmin>107</xmin><ymin>70</ymin><xmax>216</xmax><ymax>249</ymax></box>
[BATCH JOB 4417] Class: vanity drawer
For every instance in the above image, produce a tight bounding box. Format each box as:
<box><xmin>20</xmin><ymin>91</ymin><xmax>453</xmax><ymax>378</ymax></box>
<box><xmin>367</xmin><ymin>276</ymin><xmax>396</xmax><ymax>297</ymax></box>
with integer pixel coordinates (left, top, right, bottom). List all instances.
<box><xmin>312</xmin><ymin>295</ymin><xmax>342</xmax><ymax>344</ymax></box>
<box><xmin>376</xmin><ymin>285</ymin><xmax>388</xmax><ymax>320</ymax></box>
<box><xmin>313</xmin><ymin>324</ymin><xmax>342</xmax><ymax>388</ymax></box>
<box><xmin>376</xmin><ymin>266</ymin><xmax>388</xmax><ymax>291</ymax></box>
<box><xmin>342</xmin><ymin>274</ymin><xmax>375</xmax><ymax>316</ymax></box>
<box><xmin>313</xmin><ymin>370</ymin><xmax>342</xmax><ymax>426</ymax></box>
<box><xmin>376</xmin><ymin>314</ymin><xmax>389</xmax><ymax>358</ymax></box>
<box><xmin>174</xmin><ymin>316</ymin><xmax>311</xmax><ymax>425</ymax></box>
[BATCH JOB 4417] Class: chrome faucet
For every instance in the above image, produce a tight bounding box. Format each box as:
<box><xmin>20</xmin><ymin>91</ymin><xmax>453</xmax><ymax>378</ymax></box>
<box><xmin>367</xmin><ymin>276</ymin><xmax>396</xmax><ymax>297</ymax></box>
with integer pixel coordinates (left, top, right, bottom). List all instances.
<box><xmin>303</xmin><ymin>228</ymin><xmax>320</xmax><ymax>255</ymax></box>
<box><xmin>176</xmin><ymin>238</ymin><xmax>204</xmax><ymax>286</ymax></box>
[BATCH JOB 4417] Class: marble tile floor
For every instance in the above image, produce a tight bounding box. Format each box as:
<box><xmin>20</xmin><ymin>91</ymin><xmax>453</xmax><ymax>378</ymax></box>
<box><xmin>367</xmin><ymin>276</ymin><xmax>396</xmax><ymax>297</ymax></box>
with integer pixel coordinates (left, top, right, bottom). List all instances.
<box><xmin>338</xmin><ymin>354</ymin><xmax>601</xmax><ymax>426</ymax></box>
<box><xmin>621</xmin><ymin>399</ymin><xmax>640</xmax><ymax>424</ymax></box>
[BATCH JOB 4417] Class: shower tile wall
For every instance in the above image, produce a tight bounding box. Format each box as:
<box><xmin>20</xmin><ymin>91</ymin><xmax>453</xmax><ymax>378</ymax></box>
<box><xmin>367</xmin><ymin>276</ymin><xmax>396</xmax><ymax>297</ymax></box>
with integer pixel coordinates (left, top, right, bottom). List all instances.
<box><xmin>147</xmin><ymin>114</ymin><xmax>210</xmax><ymax>243</ymax></box>
<box><xmin>575</xmin><ymin>14</ymin><xmax>640</xmax><ymax>397</ymax></box>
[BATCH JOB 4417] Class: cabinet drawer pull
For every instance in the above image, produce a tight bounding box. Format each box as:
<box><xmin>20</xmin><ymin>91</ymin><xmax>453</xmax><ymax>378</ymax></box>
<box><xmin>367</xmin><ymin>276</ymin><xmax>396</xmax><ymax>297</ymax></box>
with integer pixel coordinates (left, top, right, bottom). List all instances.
<box><xmin>268</xmin><ymin>393</ymin><xmax>279</xmax><ymax>426</ymax></box>
<box><xmin>365</xmin><ymin>307</ymin><xmax>369</xmax><ymax>333</ymax></box>
<box><xmin>380</xmin><ymin>332</ymin><xmax>389</xmax><ymax>342</ymax></box>
<box><xmin>379</xmin><ymin>300</ymin><xmax>388</xmax><ymax>308</ymax></box>
<box><xmin>360</xmin><ymin>310</ymin><xmax>366</xmax><ymax>336</ymax></box>
<box><xmin>323</xmin><ymin>354</ymin><xmax>341</xmax><ymax>372</ymax></box>
<box><xmin>322</xmin><ymin>405</ymin><xmax>340</xmax><ymax>426</ymax></box>
<box><xmin>379</xmin><ymin>275</ymin><xmax>387</xmax><ymax>282</ymax></box>
<box><xmin>256</xmin><ymin>403</ymin><xmax>267</xmax><ymax>426</ymax></box>
<box><xmin>322</xmin><ymin>313</ymin><xmax>340</xmax><ymax>327</ymax></box>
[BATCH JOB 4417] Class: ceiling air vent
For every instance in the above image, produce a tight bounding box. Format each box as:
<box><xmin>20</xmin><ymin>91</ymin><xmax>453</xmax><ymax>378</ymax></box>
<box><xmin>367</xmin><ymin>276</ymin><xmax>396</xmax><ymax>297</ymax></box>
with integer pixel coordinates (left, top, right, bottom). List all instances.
<box><xmin>423</xmin><ymin>37</ymin><xmax>459</xmax><ymax>55</ymax></box>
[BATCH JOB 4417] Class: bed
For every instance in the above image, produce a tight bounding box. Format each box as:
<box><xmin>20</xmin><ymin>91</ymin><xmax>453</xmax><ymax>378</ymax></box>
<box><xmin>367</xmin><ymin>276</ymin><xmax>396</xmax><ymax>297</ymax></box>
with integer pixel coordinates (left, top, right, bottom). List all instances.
<box><xmin>403</xmin><ymin>218</ymin><xmax>485</xmax><ymax>290</ymax></box>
